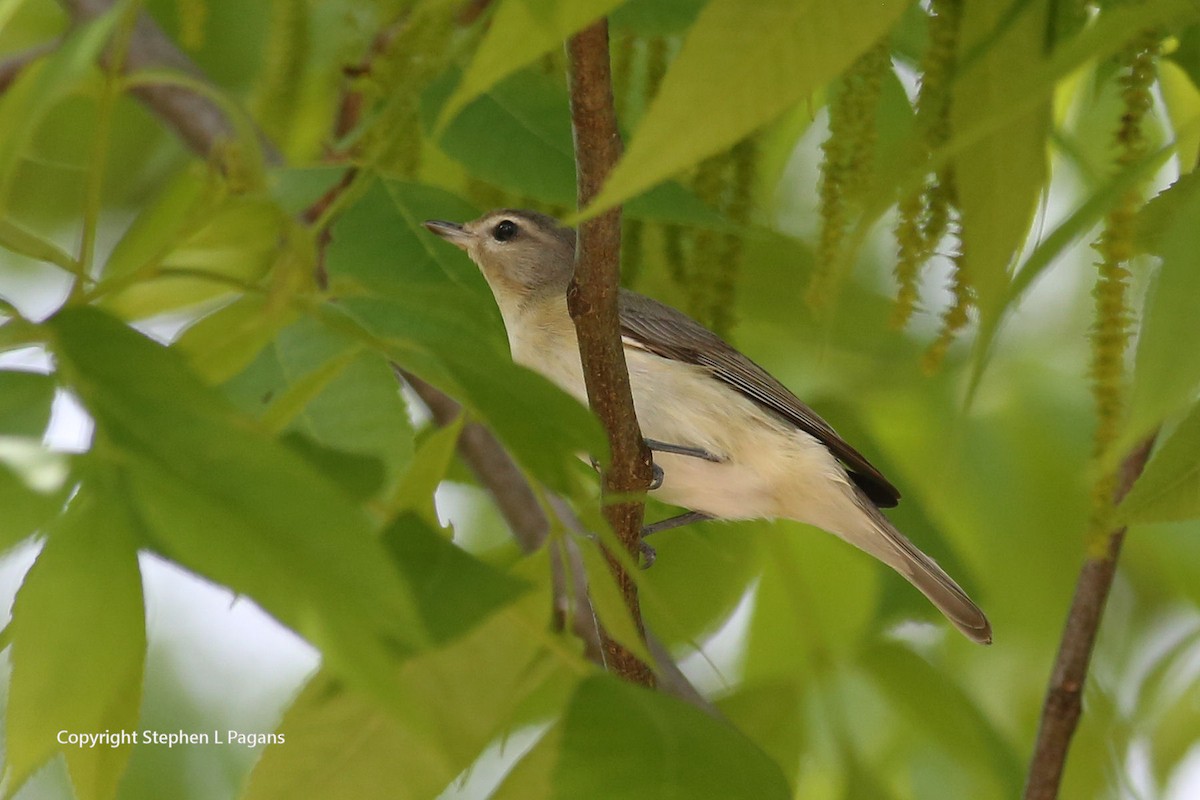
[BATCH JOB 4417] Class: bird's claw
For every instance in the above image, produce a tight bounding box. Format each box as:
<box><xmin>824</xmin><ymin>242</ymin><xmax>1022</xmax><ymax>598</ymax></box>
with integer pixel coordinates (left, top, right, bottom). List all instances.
<box><xmin>650</xmin><ymin>461</ymin><xmax>664</xmax><ymax>490</ymax></box>
<box><xmin>638</xmin><ymin>538</ymin><xmax>657</xmax><ymax>570</ymax></box>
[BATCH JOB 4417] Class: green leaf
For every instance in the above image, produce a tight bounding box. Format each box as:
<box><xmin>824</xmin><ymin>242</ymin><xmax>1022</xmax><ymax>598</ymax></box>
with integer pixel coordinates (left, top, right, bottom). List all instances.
<box><xmin>222</xmin><ymin>315</ymin><xmax>415</xmax><ymax>494</ymax></box>
<box><xmin>743</xmin><ymin>524</ymin><xmax>880</xmax><ymax>681</ymax></box>
<box><xmin>491</xmin><ymin>723</ymin><xmax>563</xmax><ymax>800</ymax></box>
<box><xmin>0</xmin><ymin>370</ymin><xmax>55</xmax><ymax>436</ymax></box>
<box><xmin>435</xmin><ymin>0</ymin><xmax>626</xmax><ymax>132</ymax></box>
<box><xmin>385</xmin><ymin>415</ymin><xmax>464</xmax><ymax>526</ymax></box>
<box><xmin>1127</xmin><ymin>174</ymin><xmax>1200</xmax><ymax>441</ymax></box>
<box><xmin>175</xmin><ymin>295</ymin><xmax>300</xmax><ymax>385</ymax></box>
<box><xmin>101</xmin><ymin>193</ymin><xmax>292</xmax><ymax>320</ymax></box>
<box><xmin>421</xmin><ymin>68</ymin><xmax>732</xmax><ymax>227</ymax></box>
<box><xmin>6</xmin><ymin>484</ymin><xmax>145</xmax><ymax>800</ymax></box>
<box><xmin>1119</xmin><ymin>401</ymin><xmax>1200</xmax><ymax>524</ymax></box>
<box><xmin>0</xmin><ymin>215</ymin><xmax>77</xmax><ymax>275</ymax></box>
<box><xmin>246</xmin><ymin>583</ymin><xmax>576</xmax><ymax>800</ymax></box>
<box><xmin>326</xmin><ymin>179</ymin><xmax>493</xmax><ymax>298</ymax></box>
<box><xmin>582</xmin><ymin>0</ymin><xmax>910</xmax><ymax>218</ymax></box>
<box><xmin>0</xmin><ymin>458</ymin><xmax>67</xmax><ymax>555</ymax></box>
<box><xmin>611</xmin><ymin>0</ymin><xmax>707</xmax><ymax>36</ymax></box>
<box><xmin>953</xmin><ymin>0</ymin><xmax>1051</xmax><ymax>321</ymax></box>
<box><xmin>0</xmin><ymin>5</ymin><xmax>120</xmax><ymax>203</ymax></box>
<box><xmin>859</xmin><ymin>642</ymin><xmax>1024</xmax><ymax>798</ymax></box>
<box><xmin>552</xmin><ymin>675</ymin><xmax>791</xmax><ymax>799</ymax></box>
<box><xmin>382</xmin><ymin>512</ymin><xmax>529</xmax><ymax>644</ymax></box>
<box><xmin>48</xmin><ymin>307</ymin><xmax>430</xmax><ymax>700</ymax></box>
<box><xmin>715</xmin><ymin>680</ymin><xmax>806</xmax><ymax>788</ymax></box>
<box><xmin>100</xmin><ymin>167</ymin><xmax>213</xmax><ymax>282</ymax></box>
<box><xmin>336</xmin><ymin>296</ymin><xmax>604</xmax><ymax>495</ymax></box>
<box><xmin>279</xmin><ymin>432</ymin><xmax>387</xmax><ymax>503</ymax></box>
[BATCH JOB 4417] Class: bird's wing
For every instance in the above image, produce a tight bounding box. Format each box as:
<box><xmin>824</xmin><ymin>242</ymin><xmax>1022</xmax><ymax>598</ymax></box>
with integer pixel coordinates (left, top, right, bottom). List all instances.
<box><xmin>618</xmin><ymin>289</ymin><xmax>901</xmax><ymax>507</ymax></box>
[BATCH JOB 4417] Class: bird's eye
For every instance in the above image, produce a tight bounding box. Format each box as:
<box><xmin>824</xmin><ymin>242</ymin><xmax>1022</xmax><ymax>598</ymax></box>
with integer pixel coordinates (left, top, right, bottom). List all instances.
<box><xmin>493</xmin><ymin>219</ymin><xmax>518</xmax><ymax>242</ymax></box>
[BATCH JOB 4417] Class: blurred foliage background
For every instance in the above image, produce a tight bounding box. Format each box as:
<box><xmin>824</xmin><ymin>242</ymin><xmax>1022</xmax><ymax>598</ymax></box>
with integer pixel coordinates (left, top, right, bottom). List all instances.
<box><xmin>1</xmin><ymin>0</ymin><xmax>1200</xmax><ymax>798</ymax></box>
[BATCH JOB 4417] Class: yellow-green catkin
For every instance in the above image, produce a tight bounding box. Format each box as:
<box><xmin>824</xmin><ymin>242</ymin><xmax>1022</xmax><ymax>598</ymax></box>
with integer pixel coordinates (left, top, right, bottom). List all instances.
<box><xmin>891</xmin><ymin>0</ymin><xmax>963</xmax><ymax>329</ymax></box>
<box><xmin>1088</xmin><ymin>30</ymin><xmax>1159</xmax><ymax>541</ymax></box>
<box><xmin>176</xmin><ymin>0</ymin><xmax>208</xmax><ymax>50</ymax></box>
<box><xmin>255</xmin><ymin>0</ymin><xmax>308</xmax><ymax>145</ymax></box>
<box><xmin>711</xmin><ymin>137</ymin><xmax>757</xmax><ymax>336</ymax></box>
<box><xmin>921</xmin><ymin>242</ymin><xmax>973</xmax><ymax>374</ymax></box>
<box><xmin>810</xmin><ymin>39</ymin><xmax>890</xmax><ymax>311</ymax></box>
<box><xmin>672</xmin><ymin>139</ymin><xmax>757</xmax><ymax>336</ymax></box>
<box><xmin>687</xmin><ymin>155</ymin><xmax>727</xmax><ymax>326</ymax></box>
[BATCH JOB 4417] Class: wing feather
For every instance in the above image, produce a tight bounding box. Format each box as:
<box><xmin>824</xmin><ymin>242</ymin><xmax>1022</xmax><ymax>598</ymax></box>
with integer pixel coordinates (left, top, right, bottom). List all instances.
<box><xmin>618</xmin><ymin>290</ymin><xmax>900</xmax><ymax>507</ymax></box>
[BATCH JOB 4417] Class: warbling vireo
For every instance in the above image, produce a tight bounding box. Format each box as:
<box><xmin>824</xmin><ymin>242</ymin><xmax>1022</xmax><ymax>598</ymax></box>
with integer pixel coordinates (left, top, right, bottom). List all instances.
<box><xmin>424</xmin><ymin>210</ymin><xmax>991</xmax><ymax>645</ymax></box>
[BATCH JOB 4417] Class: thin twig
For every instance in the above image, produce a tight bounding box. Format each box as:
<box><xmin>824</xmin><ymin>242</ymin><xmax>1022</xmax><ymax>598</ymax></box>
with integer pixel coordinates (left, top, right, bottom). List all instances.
<box><xmin>565</xmin><ymin>21</ymin><xmax>656</xmax><ymax>687</ymax></box>
<box><xmin>1023</xmin><ymin>433</ymin><xmax>1157</xmax><ymax>800</ymax></box>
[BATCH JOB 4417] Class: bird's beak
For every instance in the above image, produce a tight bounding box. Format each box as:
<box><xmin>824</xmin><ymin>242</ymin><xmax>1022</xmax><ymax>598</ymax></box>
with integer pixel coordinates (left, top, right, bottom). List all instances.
<box><xmin>423</xmin><ymin>220</ymin><xmax>472</xmax><ymax>251</ymax></box>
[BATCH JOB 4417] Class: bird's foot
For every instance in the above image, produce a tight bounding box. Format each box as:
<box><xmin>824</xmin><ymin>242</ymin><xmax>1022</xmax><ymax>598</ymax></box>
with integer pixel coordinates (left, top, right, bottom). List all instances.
<box><xmin>639</xmin><ymin>539</ymin><xmax>657</xmax><ymax>569</ymax></box>
<box><xmin>638</xmin><ymin>511</ymin><xmax>714</xmax><ymax>568</ymax></box>
<box><xmin>649</xmin><ymin>461</ymin><xmax>664</xmax><ymax>490</ymax></box>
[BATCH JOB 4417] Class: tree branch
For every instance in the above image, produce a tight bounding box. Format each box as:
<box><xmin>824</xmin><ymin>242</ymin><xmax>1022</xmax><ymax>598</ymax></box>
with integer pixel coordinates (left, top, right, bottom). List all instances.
<box><xmin>1023</xmin><ymin>433</ymin><xmax>1157</xmax><ymax>800</ymax></box>
<box><xmin>565</xmin><ymin>21</ymin><xmax>656</xmax><ymax>687</ymax></box>
<box><xmin>58</xmin><ymin>0</ymin><xmax>281</xmax><ymax>164</ymax></box>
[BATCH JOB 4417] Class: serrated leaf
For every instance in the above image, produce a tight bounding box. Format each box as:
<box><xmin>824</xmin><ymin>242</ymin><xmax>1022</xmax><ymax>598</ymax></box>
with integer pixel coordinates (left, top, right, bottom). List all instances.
<box><xmin>582</xmin><ymin>0</ymin><xmax>910</xmax><ymax>218</ymax></box>
<box><xmin>6</xmin><ymin>484</ymin><xmax>145</xmax><ymax>800</ymax></box>
<box><xmin>435</xmin><ymin>0</ymin><xmax>626</xmax><ymax>132</ymax></box>
<box><xmin>954</xmin><ymin>0</ymin><xmax>1051</xmax><ymax>321</ymax></box>
<box><xmin>1119</xmin><ymin>401</ymin><xmax>1200</xmax><ymax>524</ymax></box>
<box><xmin>552</xmin><ymin>675</ymin><xmax>790</xmax><ymax>800</ymax></box>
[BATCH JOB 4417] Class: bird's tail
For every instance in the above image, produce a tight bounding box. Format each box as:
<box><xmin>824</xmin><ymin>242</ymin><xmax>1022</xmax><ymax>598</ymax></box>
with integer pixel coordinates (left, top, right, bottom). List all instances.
<box><xmin>836</xmin><ymin>493</ymin><xmax>992</xmax><ymax>645</ymax></box>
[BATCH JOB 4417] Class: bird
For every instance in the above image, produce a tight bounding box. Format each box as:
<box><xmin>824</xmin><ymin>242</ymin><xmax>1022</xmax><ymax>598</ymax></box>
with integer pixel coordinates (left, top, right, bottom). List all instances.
<box><xmin>423</xmin><ymin>209</ymin><xmax>992</xmax><ymax>644</ymax></box>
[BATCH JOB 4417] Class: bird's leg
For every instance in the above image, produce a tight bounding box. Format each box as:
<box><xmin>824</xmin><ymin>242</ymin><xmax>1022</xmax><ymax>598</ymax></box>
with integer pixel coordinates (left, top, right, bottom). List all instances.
<box><xmin>638</xmin><ymin>511</ymin><xmax>714</xmax><ymax>569</ymax></box>
<box><xmin>642</xmin><ymin>439</ymin><xmax>721</xmax><ymax>496</ymax></box>
<box><xmin>644</xmin><ymin>438</ymin><xmax>723</xmax><ymax>463</ymax></box>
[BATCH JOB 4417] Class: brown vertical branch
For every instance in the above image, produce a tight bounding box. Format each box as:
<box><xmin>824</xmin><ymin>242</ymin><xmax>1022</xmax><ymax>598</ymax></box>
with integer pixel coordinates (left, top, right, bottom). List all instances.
<box><xmin>1023</xmin><ymin>433</ymin><xmax>1157</xmax><ymax>800</ymax></box>
<box><xmin>565</xmin><ymin>21</ymin><xmax>656</xmax><ymax>687</ymax></box>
